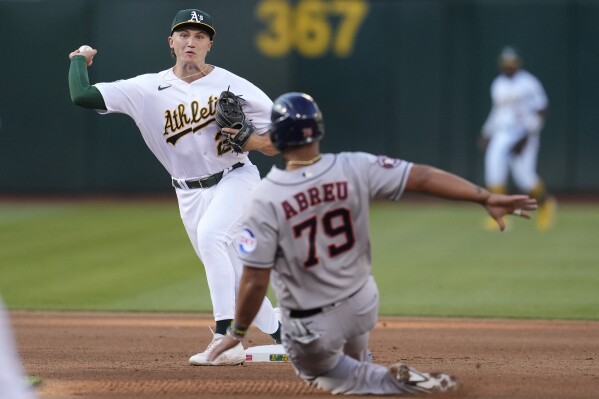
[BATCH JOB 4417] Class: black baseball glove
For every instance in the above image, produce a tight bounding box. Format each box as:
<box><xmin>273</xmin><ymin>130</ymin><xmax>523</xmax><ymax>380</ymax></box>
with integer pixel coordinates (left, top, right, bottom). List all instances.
<box><xmin>511</xmin><ymin>135</ymin><xmax>529</xmax><ymax>155</ymax></box>
<box><xmin>215</xmin><ymin>89</ymin><xmax>256</xmax><ymax>154</ymax></box>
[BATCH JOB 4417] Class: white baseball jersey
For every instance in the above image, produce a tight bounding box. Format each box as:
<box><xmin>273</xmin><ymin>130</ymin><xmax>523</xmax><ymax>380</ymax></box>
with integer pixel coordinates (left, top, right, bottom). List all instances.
<box><xmin>237</xmin><ymin>152</ymin><xmax>413</xmax><ymax>310</ymax></box>
<box><xmin>94</xmin><ymin>67</ymin><xmax>273</xmax><ymax>180</ymax></box>
<box><xmin>482</xmin><ymin>69</ymin><xmax>547</xmax><ymax>191</ymax></box>
<box><xmin>482</xmin><ymin>69</ymin><xmax>548</xmax><ymax>138</ymax></box>
<box><xmin>94</xmin><ymin>66</ymin><xmax>280</xmax><ymax>334</ymax></box>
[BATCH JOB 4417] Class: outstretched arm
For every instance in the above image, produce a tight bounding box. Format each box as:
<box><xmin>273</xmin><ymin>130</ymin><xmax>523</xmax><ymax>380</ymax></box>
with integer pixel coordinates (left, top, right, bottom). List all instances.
<box><xmin>405</xmin><ymin>164</ymin><xmax>538</xmax><ymax>231</ymax></box>
<box><xmin>68</xmin><ymin>47</ymin><xmax>106</xmax><ymax>110</ymax></box>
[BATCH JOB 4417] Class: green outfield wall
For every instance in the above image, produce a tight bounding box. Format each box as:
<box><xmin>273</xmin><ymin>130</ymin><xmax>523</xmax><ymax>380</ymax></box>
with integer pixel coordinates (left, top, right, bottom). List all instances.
<box><xmin>0</xmin><ymin>0</ymin><xmax>597</xmax><ymax>193</ymax></box>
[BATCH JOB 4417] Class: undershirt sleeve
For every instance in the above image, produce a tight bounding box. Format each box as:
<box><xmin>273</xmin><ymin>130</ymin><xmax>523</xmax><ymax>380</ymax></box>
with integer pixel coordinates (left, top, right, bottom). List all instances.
<box><xmin>68</xmin><ymin>56</ymin><xmax>107</xmax><ymax>110</ymax></box>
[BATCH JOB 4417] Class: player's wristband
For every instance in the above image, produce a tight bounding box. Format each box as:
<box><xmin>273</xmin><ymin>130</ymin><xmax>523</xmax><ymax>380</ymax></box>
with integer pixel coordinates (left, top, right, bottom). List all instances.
<box><xmin>226</xmin><ymin>321</ymin><xmax>248</xmax><ymax>342</ymax></box>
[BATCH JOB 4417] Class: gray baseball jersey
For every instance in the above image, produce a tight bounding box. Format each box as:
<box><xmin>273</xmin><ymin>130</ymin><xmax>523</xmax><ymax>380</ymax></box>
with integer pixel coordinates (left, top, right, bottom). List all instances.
<box><xmin>237</xmin><ymin>152</ymin><xmax>413</xmax><ymax>310</ymax></box>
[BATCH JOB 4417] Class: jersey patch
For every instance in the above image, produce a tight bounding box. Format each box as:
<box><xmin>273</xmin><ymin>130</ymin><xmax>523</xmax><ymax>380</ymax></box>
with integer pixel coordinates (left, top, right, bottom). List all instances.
<box><xmin>239</xmin><ymin>228</ymin><xmax>257</xmax><ymax>254</ymax></box>
<box><xmin>377</xmin><ymin>155</ymin><xmax>401</xmax><ymax>169</ymax></box>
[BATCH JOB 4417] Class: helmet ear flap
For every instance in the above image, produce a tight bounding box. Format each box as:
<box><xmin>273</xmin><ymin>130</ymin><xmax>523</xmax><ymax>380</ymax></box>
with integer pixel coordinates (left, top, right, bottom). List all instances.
<box><xmin>269</xmin><ymin>129</ymin><xmax>280</xmax><ymax>149</ymax></box>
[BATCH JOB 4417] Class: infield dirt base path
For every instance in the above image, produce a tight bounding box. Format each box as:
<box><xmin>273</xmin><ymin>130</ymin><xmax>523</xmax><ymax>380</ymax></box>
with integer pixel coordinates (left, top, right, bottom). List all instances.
<box><xmin>11</xmin><ymin>311</ymin><xmax>599</xmax><ymax>399</ymax></box>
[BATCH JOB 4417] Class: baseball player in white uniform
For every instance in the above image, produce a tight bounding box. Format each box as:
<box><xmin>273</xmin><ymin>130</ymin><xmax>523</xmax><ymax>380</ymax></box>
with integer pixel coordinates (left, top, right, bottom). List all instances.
<box><xmin>208</xmin><ymin>92</ymin><xmax>538</xmax><ymax>394</ymax></box>
<box><xmin>67</xmin><ymin>8</ymin><xmax>282</xmax><ymax>366</ymax></box>
<box><xmin>480</xmin><ymin>46</ymin><xmax>557</xmax><ymax>231</ymax></box>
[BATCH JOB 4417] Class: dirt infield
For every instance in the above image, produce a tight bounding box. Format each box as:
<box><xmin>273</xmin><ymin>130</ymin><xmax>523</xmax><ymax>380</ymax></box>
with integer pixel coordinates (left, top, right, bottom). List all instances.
<box><xmin>11</xmin><ymin>311</ymin><xmax>599</xmax><ymax>399</ymax></box>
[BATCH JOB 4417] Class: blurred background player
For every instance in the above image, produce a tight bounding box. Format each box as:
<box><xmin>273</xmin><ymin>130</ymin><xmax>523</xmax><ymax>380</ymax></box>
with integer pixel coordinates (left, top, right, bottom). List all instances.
<box><xmin>208</xmin><ymin>92</ymin><xmax>537</xmax><ymax>394</ymax></box>
<box><xmin>67</xmin><ymin>8</ymin><xmax>282</xmax><ymax>366</ymax></box>
<box><xmin>479</xmin><ymin>46</ymin><xmax>557</xmax><ymax>231</ymax></box>
<box><xmin>0</xmin><ymin>295</ymin><xmax>38</xmax><ymax>399</ymax></box>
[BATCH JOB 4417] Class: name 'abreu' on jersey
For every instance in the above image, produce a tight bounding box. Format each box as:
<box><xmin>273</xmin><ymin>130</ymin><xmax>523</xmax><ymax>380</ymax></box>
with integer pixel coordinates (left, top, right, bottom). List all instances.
<box><xmin>281</xmin><ymin>181</ymin><xmax>349</xmax><ymax>220</ymax></box>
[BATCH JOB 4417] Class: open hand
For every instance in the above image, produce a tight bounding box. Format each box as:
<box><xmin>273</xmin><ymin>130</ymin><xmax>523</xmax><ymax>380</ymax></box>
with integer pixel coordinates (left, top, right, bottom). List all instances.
<box><xmin>511</xmin><ymin>135</ymin><xmax>529</xmax><ymax>154</ymax></box>
<box><xmin>484</xmin><ymin>194</ymin><xmax>538</xmax><ymax>231</ymax></box>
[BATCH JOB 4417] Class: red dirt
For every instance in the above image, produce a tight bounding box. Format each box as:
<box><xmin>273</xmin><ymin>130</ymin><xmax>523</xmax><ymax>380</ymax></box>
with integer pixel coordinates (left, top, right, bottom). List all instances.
<box><xmin>11</xmin><ymin>311</ymin><xmax>599</xmax><ymax>399</ymax></box>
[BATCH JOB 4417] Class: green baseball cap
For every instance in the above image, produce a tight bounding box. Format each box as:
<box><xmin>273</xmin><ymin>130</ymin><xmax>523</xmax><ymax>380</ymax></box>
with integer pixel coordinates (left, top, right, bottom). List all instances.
<box><xmin>171</xmin><ymin>9</ymin><xmax>216</xmax><ymax>38</ymax></box>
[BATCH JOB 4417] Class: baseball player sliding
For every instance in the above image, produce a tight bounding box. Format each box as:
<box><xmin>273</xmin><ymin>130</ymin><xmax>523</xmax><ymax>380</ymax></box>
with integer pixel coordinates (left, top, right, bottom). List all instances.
<box><xmin>479</xmin><ymin>46</ymin><xmax>557</xmax><ymax>231</ymax></box>
<box><xmin>67</xmin><ymin>8</ymin><xmax>283</xmax><ymax>366</ymax></box>
<box><xmin>208</xmin><ymin>92</ymin><xmax>538</xmax><ymax>394</ymax></box>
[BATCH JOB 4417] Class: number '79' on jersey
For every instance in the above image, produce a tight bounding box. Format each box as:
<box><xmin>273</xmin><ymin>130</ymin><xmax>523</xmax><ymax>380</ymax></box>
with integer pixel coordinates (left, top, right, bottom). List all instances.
<box><xmin>292</xmin><ymin>207</ymin><xmax>356</xmax><ymax>268</ymax></box>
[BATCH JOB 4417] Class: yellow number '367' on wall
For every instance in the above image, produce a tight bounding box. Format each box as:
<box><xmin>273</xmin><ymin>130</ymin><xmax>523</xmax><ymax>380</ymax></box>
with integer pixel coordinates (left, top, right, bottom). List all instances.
<box><xmin>256</xmin><ymin>0</ymin><xmax>369</xmax><ymax>58</ymax></box>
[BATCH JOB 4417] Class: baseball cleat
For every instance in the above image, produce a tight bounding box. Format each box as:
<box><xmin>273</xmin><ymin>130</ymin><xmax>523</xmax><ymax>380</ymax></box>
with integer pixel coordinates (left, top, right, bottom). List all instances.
<box><xmin>483</xmin><ymin>216</ymin><xmax>499</xmax><ymax>231</ymax></box>
<box><xmin>189</xmin><ymin>332</ymin><xmax>245</xmax><ymax>366</ymax></box>
<box><xmin>537</xmin><ymin>196</ymin><xmax>557</xmax><ymax>231</ymax></box>
<box><xmin>389</xmin><ymin>362</ymin><xmax>459</xmax><ymax>393</ymax></box>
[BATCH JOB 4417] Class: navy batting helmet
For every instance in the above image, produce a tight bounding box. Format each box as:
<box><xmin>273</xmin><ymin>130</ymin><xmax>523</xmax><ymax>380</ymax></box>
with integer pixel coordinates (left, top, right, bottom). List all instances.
<box><xmin>270</xmin><ymin>92</ymin><xmax>324</xmax><ymax>150</ymax></box>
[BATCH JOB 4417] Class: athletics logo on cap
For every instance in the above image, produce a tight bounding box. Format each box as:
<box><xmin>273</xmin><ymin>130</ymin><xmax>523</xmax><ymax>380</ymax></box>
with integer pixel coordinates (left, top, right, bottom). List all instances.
<box><xmin>170</xmin><ymin>9</ymin><xmax>216</xmax><ymax>38</ymax></box>
<box><xmin>190</xmin><ymin>11</ymin><xmax>203</xmax><ymax>22</ymax></box>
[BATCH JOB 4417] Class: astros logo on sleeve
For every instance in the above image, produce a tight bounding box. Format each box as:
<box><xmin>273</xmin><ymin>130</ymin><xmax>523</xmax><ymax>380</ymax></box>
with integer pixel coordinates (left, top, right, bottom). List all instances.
<box><xmin>239</xmin><ymin>228</ymin><xmax>257</xmax><ymax>254</ymax></box>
